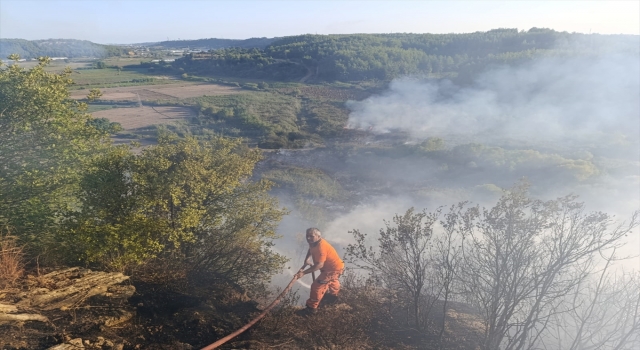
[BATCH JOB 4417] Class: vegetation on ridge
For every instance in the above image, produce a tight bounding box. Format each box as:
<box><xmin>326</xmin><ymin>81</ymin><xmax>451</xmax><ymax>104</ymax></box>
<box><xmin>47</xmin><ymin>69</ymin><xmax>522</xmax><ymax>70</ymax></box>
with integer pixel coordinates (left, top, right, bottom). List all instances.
<box><xmin>173</xmin><ymin>29</ymin><xmax>639</xmax><ymax>82</ymax></box>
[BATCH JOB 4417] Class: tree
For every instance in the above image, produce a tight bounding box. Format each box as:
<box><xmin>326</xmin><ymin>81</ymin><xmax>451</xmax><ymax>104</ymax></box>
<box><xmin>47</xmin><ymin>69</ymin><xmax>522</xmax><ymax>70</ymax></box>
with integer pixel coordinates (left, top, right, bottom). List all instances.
<box><xmin>346</xmin><ymin>207</ymin><xmax>441</xmax><ymax>330</ymax></box>
<box><xmin>456</xmin><ymin>183</ymin><xmax>638</xmax><ymax>350</ymax></box>
<box><xmin>552</xmin><ymin>253</ymin><xmax>640</xmax><ymax>350</ymax></box>
<box><xmin>67</xmin><ymin>133</ymin><xmax>287</xmax><ymax>290</ymax></box>
<box><xmin>432</xmin><ymin>202</ymin><xmax>474</xmax><ymax>339</ymax></box>
<box><xmin>86</xmin><ymin>88</ymin><xmax>102</xmax><ymax>101</ymax></box>
<box><xmin>346</xmin><ymin>184</ymin><xmax>638</xmax><ymax>349</ymax></box>
<box><xmin>86</xmin><ymin>117</ymin><xmax>122</xmax><ymax>134</ymax></box>
<box><xmin>0</xmin><ymin>56</ymin><xmax>107</xmax><ymax>251</ymax></box>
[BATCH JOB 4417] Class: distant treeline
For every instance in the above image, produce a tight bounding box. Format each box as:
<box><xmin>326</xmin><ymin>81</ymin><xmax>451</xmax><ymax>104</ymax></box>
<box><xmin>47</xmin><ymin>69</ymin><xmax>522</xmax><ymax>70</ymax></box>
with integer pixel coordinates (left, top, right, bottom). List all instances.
<box><xmin>173</xmin><ymin>28</ymin><xmax>638</xmax><ymax>82</ymax></box>
<box><xmin>0</xmin><ymin>39</ymin><xmax>127</xmax><ymax>59</ymax></box>
<box><xmin>138</xmin><ymin>37</ymin><xmax>277</xmax><ymax>49</ymax></box>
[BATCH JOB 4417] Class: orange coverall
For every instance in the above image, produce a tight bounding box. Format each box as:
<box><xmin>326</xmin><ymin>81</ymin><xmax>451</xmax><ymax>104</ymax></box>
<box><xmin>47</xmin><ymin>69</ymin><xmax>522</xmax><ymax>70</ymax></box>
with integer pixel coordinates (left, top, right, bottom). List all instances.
<box><xmin>306</xmin><ymin>238</ymin><xmax>345</xmax><ymax>309</ymax></box>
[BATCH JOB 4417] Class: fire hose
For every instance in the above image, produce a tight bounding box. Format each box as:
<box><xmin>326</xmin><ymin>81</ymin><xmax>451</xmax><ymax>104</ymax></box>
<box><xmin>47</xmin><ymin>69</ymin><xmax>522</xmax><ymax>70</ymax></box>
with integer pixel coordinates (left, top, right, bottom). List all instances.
<box><xmin>200</xmin><ymin>252</ymin><xmax>315</xmax><ymax>350</ymax></box>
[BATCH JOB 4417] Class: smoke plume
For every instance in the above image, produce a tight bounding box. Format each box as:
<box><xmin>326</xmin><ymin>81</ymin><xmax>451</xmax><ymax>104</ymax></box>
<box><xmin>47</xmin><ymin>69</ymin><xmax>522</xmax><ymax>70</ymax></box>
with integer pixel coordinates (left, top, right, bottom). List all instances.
<box><xmin>347</xmin><ymin>53</ymin><xmax>639</xmax><ymax>155</ymax></box>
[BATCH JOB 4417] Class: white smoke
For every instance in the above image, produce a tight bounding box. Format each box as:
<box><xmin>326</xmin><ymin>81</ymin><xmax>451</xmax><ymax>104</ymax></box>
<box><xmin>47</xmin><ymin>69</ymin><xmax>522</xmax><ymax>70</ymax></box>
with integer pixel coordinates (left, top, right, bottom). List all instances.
<box><xmin>343</xmin><ymin>50</ymin><xmax>640</xmax><ymax>270</ymax></box>
<box><xmin>347</xmin><ymin>53</ymin><xmax>639</xmax><ymax>154</ymax></box>
<box><xmin>271</xmin><ymin>48</ymin><xmax>640</xmax><ymax>296</ymax></box>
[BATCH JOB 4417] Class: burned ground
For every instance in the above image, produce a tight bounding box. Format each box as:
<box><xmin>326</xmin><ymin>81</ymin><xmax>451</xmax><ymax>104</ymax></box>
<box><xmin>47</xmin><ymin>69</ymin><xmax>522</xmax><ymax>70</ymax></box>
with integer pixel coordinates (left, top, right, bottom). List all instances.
<box><xmin>0</xmin><ymin>266</ymin><xmax>485</xmax><ymax>350</ymax></box>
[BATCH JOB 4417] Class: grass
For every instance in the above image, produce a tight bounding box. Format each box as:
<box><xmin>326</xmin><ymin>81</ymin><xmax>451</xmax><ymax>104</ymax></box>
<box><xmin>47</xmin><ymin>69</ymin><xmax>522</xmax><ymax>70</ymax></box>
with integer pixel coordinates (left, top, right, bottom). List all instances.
<box><xmin>175</xmin><ymin>82</ymin><xmax>359</xmax><ymax>147</ymax></box>
<box><xmin>190</xmin><ymin>92</ymin><xmax>302</xmax><ymax>134</ymax></box>
<box><xmin>68</xmin><ymin>67</ymin><xmax>175</xmax><ymax>89</ymax></box>
<box><xmin>301</xmin><ymin>99</ymin><xmax>349</xmax><ymax>137</ymax></box>
<box><xmin>86</xmin><ymin>104</ymin><xmax>120</xmax><ymax>113</ymax></box>
<box><xmin>0</xmin><ymin>233</ymin><xmax>24</xmax><ymax>290</ymax></box>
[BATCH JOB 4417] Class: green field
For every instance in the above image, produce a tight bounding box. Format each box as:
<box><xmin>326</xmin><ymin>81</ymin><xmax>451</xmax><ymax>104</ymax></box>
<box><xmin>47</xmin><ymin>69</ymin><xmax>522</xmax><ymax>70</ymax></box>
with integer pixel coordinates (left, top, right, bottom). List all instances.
<box><xmin>69</xmin><ymin>67</ymin><xmax>177</xmax><ymax>89</ymax></box>
<box><xmin>12</xmin><ymin>58</ymin><xmax>179</xmax><ymax>89</ymax></box>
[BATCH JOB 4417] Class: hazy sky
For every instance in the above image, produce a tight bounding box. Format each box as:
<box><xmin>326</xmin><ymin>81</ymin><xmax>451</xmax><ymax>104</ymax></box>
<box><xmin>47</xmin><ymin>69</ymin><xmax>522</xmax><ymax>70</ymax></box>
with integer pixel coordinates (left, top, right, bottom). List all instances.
<box><xmin>1</xmin><ymin>0</ymin><xmax>638</xmax><ymax>44</ymax></box>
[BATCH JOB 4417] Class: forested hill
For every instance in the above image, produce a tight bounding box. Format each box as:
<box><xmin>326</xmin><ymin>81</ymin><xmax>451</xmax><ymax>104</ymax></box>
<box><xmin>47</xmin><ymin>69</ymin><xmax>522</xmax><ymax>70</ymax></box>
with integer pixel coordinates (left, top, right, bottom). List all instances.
<box><xmin>0</xmin><ymin>39</ymin><xmax>126</xmax><ymax>59</ymax></box>
<box><xmin>138</xmin><ymin>37</ymin><xmax>277</xmax><ymax>49</ymax></box>
<box><xmin>173</xmin><ymin>28</ymin><xmax>639</xmax><ymax>82</ymax></box>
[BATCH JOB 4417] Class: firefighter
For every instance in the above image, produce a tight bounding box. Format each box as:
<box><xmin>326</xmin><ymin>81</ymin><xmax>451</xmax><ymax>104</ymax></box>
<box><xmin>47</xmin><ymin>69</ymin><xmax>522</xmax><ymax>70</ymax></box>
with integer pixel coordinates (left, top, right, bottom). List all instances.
<box><xmin>295</xmin><ymin>227</ymin><xmax>344</xmax><ymax>316</ymax></box>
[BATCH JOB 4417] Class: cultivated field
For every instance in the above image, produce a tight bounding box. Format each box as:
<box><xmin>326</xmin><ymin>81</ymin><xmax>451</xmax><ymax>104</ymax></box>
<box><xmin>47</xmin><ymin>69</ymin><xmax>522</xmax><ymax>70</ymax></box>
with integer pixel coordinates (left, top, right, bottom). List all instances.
<box><xmin>71</xmin><ymin>83</ymin><xmax>243</xmax><ymax>102</ymax></box>
<box><xmin>91</xmin><ymin>105</ymin><xmax>195</xmax><ymax>130</ymax></box>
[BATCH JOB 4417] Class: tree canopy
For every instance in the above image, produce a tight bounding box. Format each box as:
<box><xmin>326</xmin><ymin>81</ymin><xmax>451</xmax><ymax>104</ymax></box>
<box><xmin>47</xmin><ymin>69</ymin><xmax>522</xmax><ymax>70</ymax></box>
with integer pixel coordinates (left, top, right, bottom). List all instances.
<box><xmin>67</xmin><ymin>134</ymin><xmax>286</xmax><ymax>273</ymax></box>
<box><xmin>0</xmin><ymin>57</ymin><xmax>287</xmax><ymax>290</ymax></box>
<box><xmin>173</xmin><ymin>29</ymin><xmax>638</xmax><ymax>82</ymax></box>
<box><xmin>0</xmin><ymin>56</ymin><xmax>108</xmax><ymax>249</ymax></box>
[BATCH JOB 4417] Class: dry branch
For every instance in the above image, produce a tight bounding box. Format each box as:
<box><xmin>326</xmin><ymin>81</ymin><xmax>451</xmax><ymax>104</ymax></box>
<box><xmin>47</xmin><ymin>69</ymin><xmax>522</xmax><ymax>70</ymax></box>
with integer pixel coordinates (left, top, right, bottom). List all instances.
<box><xmin>0</xmin><ymin>312</ymin><xmax>49</xmax><ymax>324</ymax></box>
<box><xmin>17</xmin><ymin>268</ymin><xmax>129</xmax><ymax>310</ymax></box>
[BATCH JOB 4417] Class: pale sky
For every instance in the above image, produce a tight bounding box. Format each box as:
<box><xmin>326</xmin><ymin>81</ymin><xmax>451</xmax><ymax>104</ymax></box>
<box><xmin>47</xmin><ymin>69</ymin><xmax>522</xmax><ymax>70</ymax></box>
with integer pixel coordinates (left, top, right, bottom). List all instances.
<box><xmin>1</xmin><ymin>0</ymin><xmax>638</xmax><ymax>44</ymax></box>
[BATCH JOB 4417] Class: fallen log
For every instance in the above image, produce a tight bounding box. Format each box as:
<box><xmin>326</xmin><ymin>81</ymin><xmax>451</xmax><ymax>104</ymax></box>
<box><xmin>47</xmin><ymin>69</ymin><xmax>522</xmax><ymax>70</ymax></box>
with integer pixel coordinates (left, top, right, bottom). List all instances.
<box><xmin>0</xmin><ymin>303</ymin><xmax>18</xmax><ymax>313</ymax></box>
<box><xmin>17</xmin><ymin>269</ymin><xmax>129</xmax><ymax>310</ymax></box>
<box><xmin>0</xmin><ymin>312</ymin><xmax>48</xmax><ymax>324</ymax></box>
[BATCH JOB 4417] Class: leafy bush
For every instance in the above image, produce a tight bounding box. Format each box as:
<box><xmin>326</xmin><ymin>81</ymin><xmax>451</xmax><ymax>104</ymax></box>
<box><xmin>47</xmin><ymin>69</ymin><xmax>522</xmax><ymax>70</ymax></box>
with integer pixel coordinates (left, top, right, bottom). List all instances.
<box><xmin>86</xmin><ymin>117</ymin><xmax>123</xmax><ymax>134</ymax></box>
<box><xmin>66</xmin><ymin>133</ymin><xmax>287</xmax><ymax>290</ymax></box>
<box><xmin>0</xmin><ymin>57</ymin><xmax>107</xmax><ymax>254</ymax></box>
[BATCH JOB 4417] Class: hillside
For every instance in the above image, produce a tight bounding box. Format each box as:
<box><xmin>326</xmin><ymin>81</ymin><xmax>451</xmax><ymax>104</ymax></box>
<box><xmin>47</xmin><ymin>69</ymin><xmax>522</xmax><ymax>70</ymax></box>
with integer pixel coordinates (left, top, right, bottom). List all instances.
<box><xmin>173</xmin><ymin>28</ymin><xmax>639</xmax><ymax>82</ymax></box>
<box><xmin>136</xmin><ymin>37</ymin><xmax>277</xmax><ymax>49</ymax></box>
<box><xmin>0</xmin><ymin>38</ymin><xmax>126</xmax><ymax>59</ymax></box>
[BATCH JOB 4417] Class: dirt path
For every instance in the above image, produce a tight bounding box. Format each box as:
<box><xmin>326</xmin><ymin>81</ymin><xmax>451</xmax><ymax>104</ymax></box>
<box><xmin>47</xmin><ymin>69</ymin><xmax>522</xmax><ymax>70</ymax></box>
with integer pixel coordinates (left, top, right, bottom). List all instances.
<box><xmin>299</xmin><ymin>63</ymin><xmax>314</xmax><ymax>83</ymax></box>
<box><xmin>273</xmin><ymin>58</ymin><xmax>314</xmax><ymax>83</ymax></box>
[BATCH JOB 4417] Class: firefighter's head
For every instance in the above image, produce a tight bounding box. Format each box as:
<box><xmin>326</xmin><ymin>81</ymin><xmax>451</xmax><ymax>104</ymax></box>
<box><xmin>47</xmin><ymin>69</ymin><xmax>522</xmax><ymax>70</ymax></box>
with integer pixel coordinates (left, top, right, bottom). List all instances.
<box><xmin>306</xmin><ymin>227</ymin><xmax>322</xmax><ymax>245</ymax></box>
